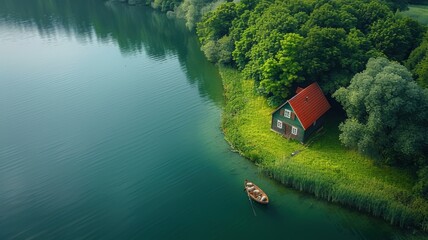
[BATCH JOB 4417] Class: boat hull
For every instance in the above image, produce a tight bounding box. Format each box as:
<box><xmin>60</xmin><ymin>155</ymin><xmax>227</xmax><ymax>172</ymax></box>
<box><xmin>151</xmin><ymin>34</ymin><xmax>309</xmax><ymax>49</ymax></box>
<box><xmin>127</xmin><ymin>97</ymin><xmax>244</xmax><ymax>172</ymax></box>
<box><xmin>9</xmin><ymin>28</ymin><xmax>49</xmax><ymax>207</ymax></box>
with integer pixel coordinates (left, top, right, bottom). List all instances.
<box><xmin>244</xmin><ymin>180</ymin><xmax>269</xmax><ymax>204</ymax></box>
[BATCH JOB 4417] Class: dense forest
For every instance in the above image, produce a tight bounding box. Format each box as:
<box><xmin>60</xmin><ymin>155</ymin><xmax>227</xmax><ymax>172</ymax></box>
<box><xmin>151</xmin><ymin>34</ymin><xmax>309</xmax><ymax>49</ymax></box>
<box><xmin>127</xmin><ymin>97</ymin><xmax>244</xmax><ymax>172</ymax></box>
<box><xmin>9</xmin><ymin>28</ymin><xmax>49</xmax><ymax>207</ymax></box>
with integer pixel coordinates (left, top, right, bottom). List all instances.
<box><xmin>128</xmin><ymin>0</ymin><xmax>428</xmax><ymax>201</ymax></box>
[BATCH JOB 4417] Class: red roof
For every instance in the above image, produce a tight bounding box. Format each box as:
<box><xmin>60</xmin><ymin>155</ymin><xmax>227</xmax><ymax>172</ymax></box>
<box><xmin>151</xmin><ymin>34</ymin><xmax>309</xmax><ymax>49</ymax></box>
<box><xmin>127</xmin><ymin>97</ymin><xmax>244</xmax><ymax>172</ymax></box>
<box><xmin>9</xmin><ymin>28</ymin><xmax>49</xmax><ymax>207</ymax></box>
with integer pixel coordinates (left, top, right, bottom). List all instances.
<box><xmin>288</xmin><ymin>82</ymin><xmax>331</xmax><ymax>130</ymax></box>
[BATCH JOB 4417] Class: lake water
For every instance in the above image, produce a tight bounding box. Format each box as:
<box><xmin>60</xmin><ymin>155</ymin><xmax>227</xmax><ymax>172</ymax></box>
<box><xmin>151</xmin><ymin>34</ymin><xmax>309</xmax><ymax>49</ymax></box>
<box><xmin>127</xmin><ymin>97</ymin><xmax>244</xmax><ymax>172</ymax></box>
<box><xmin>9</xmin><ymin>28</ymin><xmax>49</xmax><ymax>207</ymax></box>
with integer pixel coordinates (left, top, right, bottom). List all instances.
<box><xmin>0</xmin><ymin>1</ymin><xmax>418</xmax><ymax>239</ymax></box>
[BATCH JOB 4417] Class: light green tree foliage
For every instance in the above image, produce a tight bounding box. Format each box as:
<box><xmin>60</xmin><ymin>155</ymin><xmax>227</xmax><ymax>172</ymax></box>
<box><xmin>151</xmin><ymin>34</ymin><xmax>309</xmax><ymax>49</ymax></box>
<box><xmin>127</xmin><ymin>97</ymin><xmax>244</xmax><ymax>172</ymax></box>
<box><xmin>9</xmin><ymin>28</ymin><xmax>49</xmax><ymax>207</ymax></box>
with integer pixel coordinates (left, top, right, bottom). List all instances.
<box><xmin>197</xmin><ymin>2</ymin><xmax>237</xmax><ymax>44</ymax></box>
<box><xmin>217</xmin><ymin>35</ymin><xmax>234</xmax><ymax>64</ymax></box>
<box><xmin>243</xmin><ymin>30</ymin><xmax>293</xmax><ymax>81</ymax></box>
<box><xmin>406</xmin><ymin>34</ymin><xmax>428</xmax><ymax>70</ymax></box>
<box><xmin>231</xmin><ymin>3</ymin><xmax>269</xmax><ymax>69</ymax></box>
<box><xmin>200</xmin><ymin>40</ymin><xmax>219</xmax><ymax>62</ymax></box>
<box><xmin>406</xmin><ymin>32</ymin><xmax>428</xmax><ymax>88</ymax></box>
<box><xmin>200</xmin><ymin>35</ymin><xmax>233</xmax><ymax>64</ymax></box>
<box><xmin>196</xmin><ymin>1</ymin><xmax>237</xmax><ymax>64</ymax></box>
<box><xmin>151</xmin><ymin>0</ymin><xmax>181</xmax><ymax>11</ymax></box>
<box><xmin>258</xmin><ymin>33</ymin><xmax>304</xmax><ymax>105</ymax></box>
<box><xmin>175</xmin><ymin>0</ymin><xmax>212</xmax><ymax>30</ymax></box>
<box><xmin>413</xmin><ymin>58</ymin><xmax>428</xmax><ymax>88</ymax></box>
<box><xmin>333</xmin><ymin>57</ymin><xmax>428</xmax><ymax>167</ymax></box>
<box><xmin>234</xmin><ymin>1</ymin><xmax>297</xmax><ymax>72</ymax></box>
<box><xmin>232</xmin><ymin>24</ymin><xmax>256</xmax><ymax>69</ymax></box>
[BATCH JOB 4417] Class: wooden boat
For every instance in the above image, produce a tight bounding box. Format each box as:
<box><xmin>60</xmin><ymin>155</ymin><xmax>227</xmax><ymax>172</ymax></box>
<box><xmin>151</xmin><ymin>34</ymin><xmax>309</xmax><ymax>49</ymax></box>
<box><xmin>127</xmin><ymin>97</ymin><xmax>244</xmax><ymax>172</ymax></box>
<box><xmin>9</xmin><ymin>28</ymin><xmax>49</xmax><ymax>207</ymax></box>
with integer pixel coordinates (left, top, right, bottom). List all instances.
<box><xmin>244</xmin><ymin>180</ymin><xmax>269</xmax><ymax>204</ymax></box>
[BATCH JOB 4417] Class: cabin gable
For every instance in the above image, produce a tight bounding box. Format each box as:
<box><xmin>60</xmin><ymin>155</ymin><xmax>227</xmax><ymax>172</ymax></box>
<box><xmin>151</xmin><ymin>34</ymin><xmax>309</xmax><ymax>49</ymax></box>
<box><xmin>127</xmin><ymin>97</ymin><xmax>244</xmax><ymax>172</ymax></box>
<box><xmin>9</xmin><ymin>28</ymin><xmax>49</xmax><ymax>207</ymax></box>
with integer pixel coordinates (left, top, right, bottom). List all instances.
<box><xmin>271</xmin><ymin>102</ymin><xmax>305</xmax><ymax>142</ymax></box>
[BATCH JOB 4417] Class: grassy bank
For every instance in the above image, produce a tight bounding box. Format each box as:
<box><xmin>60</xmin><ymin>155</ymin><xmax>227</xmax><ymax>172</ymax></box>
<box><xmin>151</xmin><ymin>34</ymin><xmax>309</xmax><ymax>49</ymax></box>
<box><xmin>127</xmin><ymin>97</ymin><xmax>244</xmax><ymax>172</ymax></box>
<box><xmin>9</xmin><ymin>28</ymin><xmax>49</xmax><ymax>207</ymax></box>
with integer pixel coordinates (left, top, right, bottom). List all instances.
<box><xmin>401</xmin><ymin>4</ymin><xmax>428</xmax><ymax>25</ymax></box>
<box><xmin>219</xmin><ymin>66</ymin><xmax>428</xmax><ymax>232</ymax></box>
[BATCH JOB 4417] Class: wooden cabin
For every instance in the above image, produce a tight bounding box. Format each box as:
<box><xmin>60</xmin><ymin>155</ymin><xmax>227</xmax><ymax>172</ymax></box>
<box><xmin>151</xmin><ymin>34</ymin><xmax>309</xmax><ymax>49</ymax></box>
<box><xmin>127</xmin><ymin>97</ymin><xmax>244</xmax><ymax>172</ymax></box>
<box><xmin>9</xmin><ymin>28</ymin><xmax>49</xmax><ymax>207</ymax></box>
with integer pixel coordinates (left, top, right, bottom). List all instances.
<box><xmin>271</xmin><ymin>82</ymin><xmax>331</xmax><ymax>143</ymax></box>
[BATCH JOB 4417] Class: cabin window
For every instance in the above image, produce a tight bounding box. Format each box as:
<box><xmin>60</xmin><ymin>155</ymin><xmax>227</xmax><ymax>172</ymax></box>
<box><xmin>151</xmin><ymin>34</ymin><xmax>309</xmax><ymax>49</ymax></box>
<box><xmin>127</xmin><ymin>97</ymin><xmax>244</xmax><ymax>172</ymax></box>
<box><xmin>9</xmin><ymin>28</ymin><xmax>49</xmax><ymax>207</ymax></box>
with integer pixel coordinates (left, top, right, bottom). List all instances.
<box><xmin>291</xmin><ymin>126</ymin><xmax>298</xmax><ymax>135</ymax></box>
<box><xmin>277</xmin><ymin>120</ymin><xmax>283</xmax><ymax>129</ymax></box>
<box><xmin>284</xmin><ymin>109</ymin><xmax>291</xmax><ymax>118</ymax></box>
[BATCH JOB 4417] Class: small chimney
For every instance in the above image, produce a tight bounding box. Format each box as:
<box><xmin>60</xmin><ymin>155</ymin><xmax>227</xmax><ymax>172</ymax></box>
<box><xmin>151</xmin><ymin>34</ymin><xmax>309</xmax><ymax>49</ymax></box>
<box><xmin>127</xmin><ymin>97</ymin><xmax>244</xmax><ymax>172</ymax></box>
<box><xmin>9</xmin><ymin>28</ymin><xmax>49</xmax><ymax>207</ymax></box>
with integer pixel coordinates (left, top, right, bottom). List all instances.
<box><xmin>305</xmin><ymin>96</ymin><xmax>309</xmax><ymax>102</ymax></box>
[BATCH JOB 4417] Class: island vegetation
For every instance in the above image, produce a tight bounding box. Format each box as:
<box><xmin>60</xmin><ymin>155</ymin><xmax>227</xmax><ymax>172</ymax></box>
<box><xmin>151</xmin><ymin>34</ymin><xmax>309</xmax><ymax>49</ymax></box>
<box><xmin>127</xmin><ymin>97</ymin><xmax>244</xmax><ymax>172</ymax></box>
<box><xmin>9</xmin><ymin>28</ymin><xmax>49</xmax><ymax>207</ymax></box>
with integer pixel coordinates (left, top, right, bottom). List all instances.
<box><xmin>122</xmin><ymin>0</ymin><xmax>428</xmax><ymax>232</ymax></box>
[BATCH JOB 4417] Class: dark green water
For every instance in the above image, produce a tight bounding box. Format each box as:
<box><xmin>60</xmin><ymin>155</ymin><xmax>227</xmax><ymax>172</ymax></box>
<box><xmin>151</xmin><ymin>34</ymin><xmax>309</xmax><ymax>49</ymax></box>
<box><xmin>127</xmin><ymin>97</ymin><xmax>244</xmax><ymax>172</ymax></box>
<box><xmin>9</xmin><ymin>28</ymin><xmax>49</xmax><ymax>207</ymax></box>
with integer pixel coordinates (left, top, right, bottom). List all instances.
<box><xmin>0</xmin><ymin>1</ymin><xmax>420</xmax><ymax>239</ymax></box>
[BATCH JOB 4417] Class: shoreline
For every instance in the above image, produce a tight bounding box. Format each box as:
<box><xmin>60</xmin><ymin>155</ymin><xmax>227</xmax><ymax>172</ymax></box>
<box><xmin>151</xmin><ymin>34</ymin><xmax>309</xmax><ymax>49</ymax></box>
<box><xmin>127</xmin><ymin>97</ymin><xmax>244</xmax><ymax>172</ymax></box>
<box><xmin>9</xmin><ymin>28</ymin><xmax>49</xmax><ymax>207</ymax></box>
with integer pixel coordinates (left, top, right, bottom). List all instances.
<box><xmin>218</xmin><ymin>66</ymin><xmax>428</xmax><ymax>233</ymax></box>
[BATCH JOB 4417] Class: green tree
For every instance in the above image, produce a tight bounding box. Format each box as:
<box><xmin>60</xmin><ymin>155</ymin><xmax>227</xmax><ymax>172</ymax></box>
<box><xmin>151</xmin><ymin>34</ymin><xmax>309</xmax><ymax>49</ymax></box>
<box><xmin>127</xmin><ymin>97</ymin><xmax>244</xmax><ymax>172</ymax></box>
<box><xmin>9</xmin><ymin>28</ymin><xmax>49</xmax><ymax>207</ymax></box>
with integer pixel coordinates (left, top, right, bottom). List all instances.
<box><xmin>355</xmin><ymin>0</ymin><xmax>392</xmax><ymax>30</ymax></box>
<box><xmin>413</xmin><ymin>57</ymin><xmax>428</xmax><ymax>88</ymax></box>
<box><xmin>196</xmin><ymin>0</ymin><xmax>424</xmax><ymax>102</ymax></box>
<box><xmin>305</xmin><ymin>2</ymin><xmax>357</xmax><ymax>30</ymax></box>
<box><xmin>233</xmin><ymin>1</ymin><xmax>297</xmax><ymax>71</ymax></box>
<box><xmin>300</xmin><ymin>27</ymin><xmax>346</xmax><ymax>78</ymax></box>
<box><xmin>406</xmin><ymin>32</ymin><xmax>428</xmax><ymax>88</ymax></box>
<box><xmin>242</xmin><ymin>30</ymin><xmax>287</xmax><ymax>81</ymax></box>
<box><xmin>414</xmin><ymin>166</ymin><xmax>428</xmax><ymax>199</ymax></box>
<box><xmin>258</xmin><ymin>33</ymin><xmax>304</xmax><ymax>104</ymax></box>
<box><xmin>368</xmin><ymin>16</ymin><xmax>424</xmax><ymax>61</ymax></box>
<box><xmin>340</xmin><ymin>28</ymin><xmax>377</xmax><ymax>73</ymax></box>
<box><xmin>197</xmin><ymin>2</ymin><xmax>237</xmax><ymax>44</ymax></box>
<box><xmin>175</xmin><ymin>0</ymin><xmax>207</xmax><ymax>30</ymax></box>
<box><xmin>232</xmin><ymin>25</ymin><xmax>256</xmax><ymax>69</ymax></box>
<box><xmin>333</xmin><ymin>57</ymin><xmax>428</xmax><ymax>166</ymax></box>
<box><xmin>151</xmin><ymin>0</ymin><xmax>181</xmax><ymax>11</ymax></box>
<box><xmin>200</xmin><ymin>39</ymin><xmax>219</xmax><ymax>62</ymax></box>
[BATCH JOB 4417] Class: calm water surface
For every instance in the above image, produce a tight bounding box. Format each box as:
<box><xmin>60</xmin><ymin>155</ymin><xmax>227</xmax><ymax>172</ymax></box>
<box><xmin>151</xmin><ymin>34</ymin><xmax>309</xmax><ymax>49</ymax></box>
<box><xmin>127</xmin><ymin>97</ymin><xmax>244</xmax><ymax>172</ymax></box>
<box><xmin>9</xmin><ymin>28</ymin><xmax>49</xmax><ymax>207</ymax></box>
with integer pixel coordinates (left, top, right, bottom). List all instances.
<box><xmin>0</xmin><ymin>1</ymin><xmax>420</xmax><ymax>239</ymax></box>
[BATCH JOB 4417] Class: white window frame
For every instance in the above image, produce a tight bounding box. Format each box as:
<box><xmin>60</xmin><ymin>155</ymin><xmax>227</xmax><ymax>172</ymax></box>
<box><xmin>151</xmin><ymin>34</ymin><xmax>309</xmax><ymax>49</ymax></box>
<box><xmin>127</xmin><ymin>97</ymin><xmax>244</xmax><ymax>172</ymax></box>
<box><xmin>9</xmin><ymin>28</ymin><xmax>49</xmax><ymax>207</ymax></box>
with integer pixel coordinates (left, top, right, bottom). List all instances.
<box><xmin>291</xmin><ymin>126</ymin><xmax>298</xmax><ymax>135</ymax></box>
<box><xmin>284</xmin><ymin>109</ymin><xmax>291</xmax><ymax>118</ymax></box>
<box><xmin>277</xmin><ymin>120</ymin><xmax>283</xmax><ymax>129</ymax></box>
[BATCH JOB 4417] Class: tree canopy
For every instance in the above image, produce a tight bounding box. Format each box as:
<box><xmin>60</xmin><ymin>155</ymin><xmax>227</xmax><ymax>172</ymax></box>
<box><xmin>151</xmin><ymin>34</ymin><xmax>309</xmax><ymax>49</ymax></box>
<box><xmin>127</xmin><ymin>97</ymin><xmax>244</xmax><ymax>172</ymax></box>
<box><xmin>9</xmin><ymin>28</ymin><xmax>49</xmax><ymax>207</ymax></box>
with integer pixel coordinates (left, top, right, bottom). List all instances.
<box><xmin>333</xmin><ymin>57</ymin><xmax>428</xmax><ymax>167</ymax></box>
<box><xmin>196</xmin><ymin>0</ymin><xmax>424</xmax><ymax>104</ymax></box>
<box><xmin>406</xmin><ymin>31</ymin><xmax>428</xmax><ymax>88</ymax></box>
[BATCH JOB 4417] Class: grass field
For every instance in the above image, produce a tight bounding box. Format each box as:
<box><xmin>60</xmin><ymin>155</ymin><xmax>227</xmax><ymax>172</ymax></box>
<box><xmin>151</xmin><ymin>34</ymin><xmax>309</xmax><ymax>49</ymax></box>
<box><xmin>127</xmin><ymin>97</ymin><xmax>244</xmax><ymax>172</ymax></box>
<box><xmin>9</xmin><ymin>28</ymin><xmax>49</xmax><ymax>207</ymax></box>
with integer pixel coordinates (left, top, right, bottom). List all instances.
<box><xmin>219</xmin><ymin>66</ymin><xmax>428</xmax><ymax>232</ymax></box>
<box><xmin>401</xmin><ymin>4</ymin><xmax>428</xmax><ymax>25</ymax></box>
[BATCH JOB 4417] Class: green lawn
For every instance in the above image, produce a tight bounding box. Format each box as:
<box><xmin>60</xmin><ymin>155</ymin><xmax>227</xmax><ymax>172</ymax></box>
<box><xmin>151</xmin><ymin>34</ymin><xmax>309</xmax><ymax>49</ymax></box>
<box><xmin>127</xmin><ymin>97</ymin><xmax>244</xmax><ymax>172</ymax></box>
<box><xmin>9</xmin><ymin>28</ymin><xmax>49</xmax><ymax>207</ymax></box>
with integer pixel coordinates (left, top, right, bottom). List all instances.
<box><xmin>219</xmin><ymin>66</ymin><xmax>428</xmax><ymax>232</ymax></box>
<box><xmin>401</xmin><ymin>4</ymin><xmax>428</xmax><ymax>25</ymax></box>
